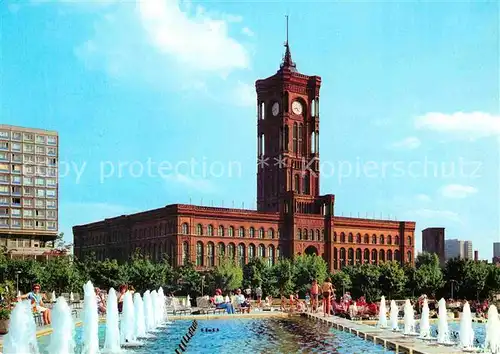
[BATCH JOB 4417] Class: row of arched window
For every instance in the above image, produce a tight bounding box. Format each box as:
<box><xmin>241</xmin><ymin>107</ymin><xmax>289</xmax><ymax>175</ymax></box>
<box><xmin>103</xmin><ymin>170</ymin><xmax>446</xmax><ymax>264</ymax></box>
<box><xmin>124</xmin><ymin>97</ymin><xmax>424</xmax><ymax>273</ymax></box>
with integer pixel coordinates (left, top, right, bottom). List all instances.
<box><xmin>333</xmin><ymin>232</ymin><xmax>412</xmax><ymax>246</ymax></box>
<box><xmin>296</xmin><ymin>228</ymin><xmax>324</xmax><ymax>241</ymax></box>
<box><xmin>183</xmin><ymin>241</ymin><xmax>281</xmax><ymax>268</ymax></box>
<box><xmin>332</xmin><ymin>247</ymin><xmax>412</xmax><ymax>269</ymax></box>
<box><xmin>182</xmin><ymin>223</ymin><xmax>280</xmax><ymax>239</ymax></box>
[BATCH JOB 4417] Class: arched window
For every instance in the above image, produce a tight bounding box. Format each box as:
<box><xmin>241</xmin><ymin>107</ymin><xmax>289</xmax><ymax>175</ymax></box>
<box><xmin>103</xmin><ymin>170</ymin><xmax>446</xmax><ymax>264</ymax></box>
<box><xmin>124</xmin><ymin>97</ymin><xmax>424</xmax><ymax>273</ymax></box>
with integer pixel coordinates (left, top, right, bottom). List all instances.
<box><xmin>407</xmin><ymin>236</ymin><xmax>412</xmax><ymax>246</ymax></box>
<box><xmin>333</xmin><ymin>247</ymin><xmax>338</xmax><ymax>270</ymax></box>
<box><xmin>340</xmin><ymin>232</ymin><xmax>346</xmax><ymax>243</ymax></box>
<box><xmin>363</xmin><ymin>249</ymin><xmax>370</xmax><ymax>263</ymax></box>
<box><xmin>304</xmin><ymin>229</ymin><xmax>308</xmax><ymax>240</ymax></box>
<box><xmin>276</xmin><ymin>246</ymin><xmax>281</xmax><ymax>260</ymax></box>
<box><xmin>207</xmin><ymin>224</ymin><xmax>214</xmax><ymax>236</ymax></box>
<box><xmin>387</xmin><ymin>235</ymin><xmax>392</xmax><ymax>245</ymax></box>
<box><xmin>268</xmin><ymin>228</ymin><xmax>274</xmax><ymax>239</ymax></box>
<box><xmin>294</xmin><ymin>174</ymin><xmax>300</xmax><ymax>193</ymax></box>
<box><xmin>196</xmin><ymin>241</ymin><xmax>203</xmax><ymax>266</ymax></box>
<box><xmin>182</xmin><ymin>223</ymin><xmax>189</xmax><ymax>235</ymax></box>
<box><xmin>394</xmin><ymin>250</ymin><xmax>401</xmax><ymax>261</ymax></box>
<box><xmin>293</xmin><ymin>123</ymin><xmax>298</xmax><ymax>153</ymax></box>
<box><xmin>207</xmin><ymin>242</ymin><xmax>214</xmax><ymax>267</ymax></box>
<box><xmin>303</xmin><ymin>173</ymin><xmax>310</xmax><ymax>194</ymax></box>
<box><xmin>348</xmin><ymin>233</ymin><xmax>353</xmax><ymax>243</ymax></box>
<box><xmin>239</xmin><ymin>227</ymin><xmax>245</xmax><ymax>238</ymax></box>
<box><xmin>379</xmin><ymin>249</ymin><xmax>385</xmax><ymax>262</ymax></box>
<box><xmin>372</xmin><ymin>234</ymin><xmax>377</xmax><ymax>244</ymax></box>
<box><xmin>217</xmin><ymin>242</ymin><xmax>225</xmax><ymax>265</ymax></box>
<box><xmin>228</xmin><ymin>226</ymin><xmax>234</xmax><ymax>237</ymax></box>
<box><xmin>228</xmin><ymin>243</ymin><xmax>235</xmax><ymax>260</ymax></box>
<box><xmin>182</xmin><ymin>242</ymin><xmax>189</xmax><ymax>265</ymax></box>
<box><xmin>218</xmin><ymin>226</ymin><xmax>224</xmax><ymax>237</ymax></box>
<box><xmin>259</xmin><ymin>228</ymin><xmax>264</xmax><ymax>239</ymax></box>
<box><xmin>277</xmin><ymin>229</ymin><xmax>281</xmax><ymax>239</ymax></box>
<box><xmin>379</xmin><ymin>235</ymin><xmax>384</xmax><ymax>244</ymax></box>
<box><xmin>364</xmin><ymin>234</ymin><xmax>369</xmax><ymax>244</ymax></box>
<box><xmin>348</xmin><ymin>248</ymin><xmax>354</xmax><ymax>265</ymax></box>
<box><xmin>298</xmin><ymin>124</ymin><xmax>303</xmax><ymax>154</ymax></box>
<box><xmin>356</xmin><ymin>248</ymin><xmax>362</xmax><ymax>264</ymax></box>
<box><xmin>407</xmin><ymin>251</ymin><xmax>412</xmax><ymax>263</ymax></box>
<box><xmin>310</xmin><ymin>229</ymin><xmax>314</xmax><ymax>241</ymax></box>
<box><xmin>297</xmin><ymin>228</ymin><xmax>302</xmax><ymax>240</ymax></box>
<box><xmin>356</xmin><ymin>233</ymin><xmax>361</xmax><ymax>243</ymax></box>
<box><xmin>333</xmin><ymin>232</ymin><xmax>337</xmax><ymax>242</ymax></box>
<box><xmin>196</xmin><ymin>224</ymin><xmax>203</xmax><ymax>236</ymax></box>
<box><xmin>248</xmin><ymin>244</ymin><xmax>255</xmax><ymax>259</ymax></box>
<box><xmin>249</xmin><ymin>227</ymin><xmax>255</xmax><ymax>238</ymax></box>
<box><xmin>268</xmin><ymin>245</ymin><xmax>275</xmax><ymax>266</ymax></box>
<box><xmin>316</xmin><ymin>229</ymin><xmax>320</xmax><ymax>241</ymax></box>
<box><xmin>258</xmin><ymin>244</ymin><xmax>265</xmax><ymax>258</ymax></box>
<box><xmin>340</xmin><ymin>248</ymin><xmax>346</xmax><ymax>268</ymax></box>
<box><xmin>238</xmin><ymin>244</ymin><xmax>245</xmax><ymax>267</ymax></box>
<box><xmin>284</xmin><ymin>125</ymin><xmax>289</xmax><ymax>151</ymax></box>
<box><xmin>371</xmin><ymin>249</ymin><xmax>378</xmax><ymax>264</ymax></box>
<box><xmin>395</xmin><ymin>236</ymin><xmax>400</xmax><ymax>245</ymax></box>
<box><xmin>387</xmin><ymin>250</ymin><xmax>393</xmax><ymax>261</ymax></box>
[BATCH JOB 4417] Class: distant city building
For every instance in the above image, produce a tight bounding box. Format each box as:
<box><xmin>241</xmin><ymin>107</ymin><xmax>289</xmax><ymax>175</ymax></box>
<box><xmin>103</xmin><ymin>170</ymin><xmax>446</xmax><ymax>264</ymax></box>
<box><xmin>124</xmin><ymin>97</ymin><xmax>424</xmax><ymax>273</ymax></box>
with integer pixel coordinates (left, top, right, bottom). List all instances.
<box><xmin>494</xmin><ymin>242</ymin><xmax>500</xmax><ymax>258</ymax></box>
<box><xmin>474</xmin><ymin>250</ymin><xmax>478</xmax><ymax>261</ymax></box>
<box><xmin>422</xmin><ymin>227</ymin><xmax>445</xmax><ymax>263</ymax></box>
<box><xmin>445</xmin><ymin>239</ymin><xmax>473</xmax><ymax>260</ymax></box>
<box><xmin>0</xmin><ymin>125</ymin><xmax>59</xmax><ymax>261</ymax></box>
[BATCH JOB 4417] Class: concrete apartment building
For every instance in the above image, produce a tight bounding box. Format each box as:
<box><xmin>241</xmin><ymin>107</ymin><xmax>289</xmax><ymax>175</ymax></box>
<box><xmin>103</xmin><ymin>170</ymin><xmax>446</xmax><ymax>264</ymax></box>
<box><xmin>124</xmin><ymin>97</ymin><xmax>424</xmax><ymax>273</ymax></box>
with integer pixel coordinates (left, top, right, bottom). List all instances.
<box><xmin>0</xmin><ymin>125</ymin><xmax>59</xmax><ymax>260</ymax></box>
<box><xmin>422</xmin><ymin>227</ymin><xmax>445</xmax><ymax>263</ymax></box>
<box><xmin>445</xmin><ymin>239</ymin><xmax>473</xmax><ymax>260</ymax></box>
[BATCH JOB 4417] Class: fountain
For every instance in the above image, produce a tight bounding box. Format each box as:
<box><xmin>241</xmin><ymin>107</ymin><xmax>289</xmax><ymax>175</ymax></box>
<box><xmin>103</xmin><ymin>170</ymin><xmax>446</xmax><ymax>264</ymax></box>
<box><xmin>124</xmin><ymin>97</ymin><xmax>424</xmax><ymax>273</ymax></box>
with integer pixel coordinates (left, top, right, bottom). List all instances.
<box><xmin>390</xmin><ymin>300</ymin><xmax>399</xmax><ymax>331</ymax></box>
<box><xmin>143</xmin><ymin>290</ymin><xmax>156</xmax><ymax>332</ymax></box>
<box><xmin>186</xmin><ymin>294</ymin><xmax>191</xmax><ymax>309</ymax></box>
<box><xmin>103</xmin><ymin>288</ymin><xmax>121</xmax><ymax>353</ymax></box>
<box><xmin>403</xmin><ymin>299</ymin><xmax>417</xmax><ymax>335</ymax></box>
<box><xmin>484</xmin><ymin>305</ymin><xmax>500</xmax><ymax>353</ymax></box>
<box><xmin>50</xmin><ymin>291</ymin><xmax>57</xmax><ymax>303</ymax></box>
<box><xmin>47</xmin><ymin>297</ymin><xmax>75</xmax><ymax>354</ymax></box>
<box><xmin>151</xmin><ymin>290</ymin><xmax>160</xmax><ymax>327</ymax></box>
<box><xmin>437</xmin><ymin>298</ymin><xmax>452</xmax><ymax>345</ymax></box>
<box><xmin>459</xmin><ymin>301</ymin><xmax>475</xmax><ymax>350</ymax></box>
<box><xmin>134</xmin><ymin>292</ymin><xmax>150</xmax><ymax>338</ymax></box>
<box><xmin>158</xmin><ymin>288</ymin><xmax>172</xmax><ymax>324</ymax></box>
<box><xmin>419</xmin><ymin>298</ymin><xmax>432</xmax><ymax>339</ymax></box>
<box><xmin>120</xmin><ymin>291</ymin><xmax>139</xmax><ymax>345</ymax></box>
<box><xmin>70</xmin><ymin>292</ymin><xmax>74</xmax><ymax>302</ymax></box>
<box><xmin>81</xmin><ymin>281</ymin><xmax>100</xmax><ymax>354</ymax></box>
<box><xmin>3</xmin><ymin>300</ymin><xmax>39</xmax><ymax>354</ymax></box>
<box><xmin>377</xmin><ymin>296</ymin><xmax>388</xmax><ymax>328</ymax></box>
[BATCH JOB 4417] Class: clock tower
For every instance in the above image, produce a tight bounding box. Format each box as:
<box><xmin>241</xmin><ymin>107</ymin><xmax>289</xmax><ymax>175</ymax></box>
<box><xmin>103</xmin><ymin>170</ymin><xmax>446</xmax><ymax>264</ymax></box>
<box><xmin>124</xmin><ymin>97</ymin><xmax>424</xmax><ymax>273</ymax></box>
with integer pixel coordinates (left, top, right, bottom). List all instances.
<box><xmin>255</xmin><ymin>22</ymin><xmax>322</xmax><ymax>214</ymax></box>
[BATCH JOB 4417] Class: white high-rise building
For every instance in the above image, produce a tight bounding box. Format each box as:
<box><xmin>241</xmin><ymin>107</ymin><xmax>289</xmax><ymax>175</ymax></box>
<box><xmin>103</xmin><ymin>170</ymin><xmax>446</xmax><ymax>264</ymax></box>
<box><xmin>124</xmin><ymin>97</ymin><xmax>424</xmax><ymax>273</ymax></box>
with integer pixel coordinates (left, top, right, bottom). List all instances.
<box><xmin>445</xmin><ymin>239</ymin><xmax>473</xmax><ymax>260</ymax></box>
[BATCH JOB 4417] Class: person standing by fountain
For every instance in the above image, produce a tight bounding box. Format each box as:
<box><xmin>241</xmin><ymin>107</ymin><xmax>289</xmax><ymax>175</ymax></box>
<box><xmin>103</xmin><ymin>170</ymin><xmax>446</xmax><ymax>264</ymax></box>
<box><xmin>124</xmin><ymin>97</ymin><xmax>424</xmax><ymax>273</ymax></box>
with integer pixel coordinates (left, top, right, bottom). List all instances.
<box><xmin>95</xmin><ymin>287</ymin><xmax>106</xmax><ymax>315</ymax></box>
<box><xmin>117</xmin><ymin>284</ymin><xmax>127</xmax><ymax>313</ymax></box>
<box><xmin>321</xmin><ymin>278</ymin><xmax>334</xmax><ymax>317</ymax></box>
<box><xmin>310</xmin><ymin>279</ymin><xmax>319</xmax><ymax>313</ymax></box>
<box><xmin>19</xmin><ymin>284</ymin><xmax>51</xmax><ymax>325</ymax></box>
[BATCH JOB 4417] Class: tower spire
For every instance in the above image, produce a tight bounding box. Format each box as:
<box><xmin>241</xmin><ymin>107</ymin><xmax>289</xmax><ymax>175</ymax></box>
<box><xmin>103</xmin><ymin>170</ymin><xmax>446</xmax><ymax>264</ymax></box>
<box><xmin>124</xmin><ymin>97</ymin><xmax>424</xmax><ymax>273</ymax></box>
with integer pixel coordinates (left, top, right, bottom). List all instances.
<box><xmin>280</xmin><ymin>15</ymin><xmax>297</xmax><ymax>72</ymax></box>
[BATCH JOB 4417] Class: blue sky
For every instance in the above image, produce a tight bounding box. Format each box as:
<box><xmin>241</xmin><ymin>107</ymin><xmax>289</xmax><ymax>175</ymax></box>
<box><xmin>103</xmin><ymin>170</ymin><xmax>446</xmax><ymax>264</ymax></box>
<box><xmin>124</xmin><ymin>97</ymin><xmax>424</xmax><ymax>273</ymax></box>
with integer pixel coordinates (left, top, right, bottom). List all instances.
<box><xmin>2</xmin><ymin>0</ymin><xmax>499</xmax><ymax>258</ymax></box>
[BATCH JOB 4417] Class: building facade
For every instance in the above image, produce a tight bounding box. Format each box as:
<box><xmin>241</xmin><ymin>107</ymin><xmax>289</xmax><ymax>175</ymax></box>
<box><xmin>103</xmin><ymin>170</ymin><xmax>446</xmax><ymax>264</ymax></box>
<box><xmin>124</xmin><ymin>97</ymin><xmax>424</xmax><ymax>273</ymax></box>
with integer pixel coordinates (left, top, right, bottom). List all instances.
<box><xmin>445</xmin><ymin>239</ymin><xmax>473</xmax><ymax>260</ymax></box>
<box><xmin>0</xmin><ymin>125</ymin><xmax>59</xmax><ymax>260</ymax></box>
<box><xmin>73</xmin><ymin>42</ymin><xmax>416</xmax><ymax>271</ymax></box>
<box><xmin>422</xmin><ymin>227</ymin><xmax>445</xmax><ymax>264</ymax></box>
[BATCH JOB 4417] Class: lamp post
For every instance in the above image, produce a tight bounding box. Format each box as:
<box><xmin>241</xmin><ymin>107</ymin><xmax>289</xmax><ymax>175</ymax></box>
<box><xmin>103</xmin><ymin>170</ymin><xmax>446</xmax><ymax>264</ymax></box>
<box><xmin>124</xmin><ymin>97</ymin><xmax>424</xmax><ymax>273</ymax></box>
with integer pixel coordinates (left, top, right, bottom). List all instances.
<box><xmin>201</xmin><ymin>275</ymin><xmax>205</xmax><ymax>297</ymax></box>
<box><xmin>15</xmin><ymin>270</ymin><xmax>21</xmax><ymax>296</ymax></box>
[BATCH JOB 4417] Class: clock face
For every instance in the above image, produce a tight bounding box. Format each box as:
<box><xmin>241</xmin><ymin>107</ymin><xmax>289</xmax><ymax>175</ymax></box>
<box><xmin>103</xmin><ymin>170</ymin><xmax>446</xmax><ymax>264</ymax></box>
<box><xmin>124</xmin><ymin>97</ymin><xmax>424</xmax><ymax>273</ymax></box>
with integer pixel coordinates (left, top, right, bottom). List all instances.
<box><xmin>272</xmin><ymin>102</ymin><xmax>280</xmax><ymax>116</ymax></box>
<box><xmin>292</xmin><ymin>101</ymin><xmax>303</xmax><ymax>115</ymax></box>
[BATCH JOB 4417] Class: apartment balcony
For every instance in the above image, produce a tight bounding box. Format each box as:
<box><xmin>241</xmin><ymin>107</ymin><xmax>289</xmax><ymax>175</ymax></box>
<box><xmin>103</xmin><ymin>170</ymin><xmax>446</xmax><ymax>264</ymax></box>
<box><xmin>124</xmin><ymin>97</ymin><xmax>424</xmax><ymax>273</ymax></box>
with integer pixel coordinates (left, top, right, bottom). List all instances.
<box><xmin>4</xmin><ymin>245</ymin><xmax>67</xmax><ymax>261</ymax></box>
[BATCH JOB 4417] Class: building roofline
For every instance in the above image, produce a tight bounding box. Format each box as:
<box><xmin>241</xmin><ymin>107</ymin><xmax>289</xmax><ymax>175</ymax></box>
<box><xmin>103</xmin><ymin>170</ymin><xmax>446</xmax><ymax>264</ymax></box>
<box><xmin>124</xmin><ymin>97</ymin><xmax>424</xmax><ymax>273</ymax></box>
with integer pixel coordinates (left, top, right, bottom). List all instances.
<box><xmin>0</xmin><ymin>124</ymin><xmax>58</xmax><ymax>136</ymax></box>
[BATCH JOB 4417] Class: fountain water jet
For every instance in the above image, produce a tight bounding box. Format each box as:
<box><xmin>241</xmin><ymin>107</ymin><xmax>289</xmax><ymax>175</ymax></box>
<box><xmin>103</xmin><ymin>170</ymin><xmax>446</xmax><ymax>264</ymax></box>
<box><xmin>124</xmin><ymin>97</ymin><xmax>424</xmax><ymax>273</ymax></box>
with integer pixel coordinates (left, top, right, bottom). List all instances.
<box><xmin>377</xmin><ymin>296</ymin><xmax>388</xmax><ymax>328</ymax></box>
<box><xmin>120</xmin><ymin>291</ymin><xmax>140</xmax><ymax>346</ymax></box>
<box><xmin>50</xmin><ymin>291</ymin><xmax>57</xmax><ymax>303</ymax></box>
<box><xmin>158</xmin><ymin>288</ymin><xmax>172</xmax><ymax>324</ymax></box>
<box><xmin>403</xmin><ymin>299</ymin><xmax>417</xmax><ymax>335</ymax></box>
<box><xmin>390</xmin><ymin>300</ymin><xmax>399</xmax><ymax>331</ymax></box>
<box><xmin>419</xmin><ymin>298</ymin><xmax>432</xmax><ymax>339</ymax></box>
<box><xmin>134</xmin><ymin>292</ymin><xmax>151</xmax><ymax>338</ymax></box>
<box><xmin>151</xmin><ymin>290</ymin><xmax>161</xmax><ymax>327</ymax></box>
<box><xmin>47</xmin><ymin>297</ymin><xmax>75</xmax><ymax>354</ymax></box>
<box><xmin>143</xmin><ymin>291</ymin><xmax>156</xmax><ymax>332</ymax></box>
<box><xmin>437</xmin><ymin>298</ymin><xmax>452</xmax><ymax>345</ymax></box>
<box><xmin>459</xmin><ymin>301</ymin><xmax>474</xmax><ymax>350</ymax></box>
<box><xmin>484</xmin><ymin>305</ymin><xmax>500</xmax><ymax>353</ymax></box>
<box><xmin>102</xmin><ymin>288</ymin><xmax>121</xmax><ymax>353</ymax></box>
<box><xmin>3</xmin><ymin>300</ymin><xmax>39</xmax><ymax>354</ymax></box>
<box><xmin>81</xmin><ymin>281</ymin><xmax>100</xmax><ymax>354</ymax></box>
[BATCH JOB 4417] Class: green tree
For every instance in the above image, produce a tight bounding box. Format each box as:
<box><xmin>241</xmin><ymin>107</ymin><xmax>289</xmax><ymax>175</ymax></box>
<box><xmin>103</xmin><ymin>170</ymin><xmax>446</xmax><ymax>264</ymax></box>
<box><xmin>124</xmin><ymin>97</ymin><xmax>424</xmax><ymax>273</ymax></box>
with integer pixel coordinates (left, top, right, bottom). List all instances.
<box><xmin>463</xmin><ymin>260</ymin><xmax>490</xmax><ymax>300</ymax></box>
<box><xmin>331</xmin><ymin>271</ymin><xmax>351</xmax><ymax>299</ymax></box>
<box><xmin>414</xmin><ymin>253</ymin><xmax>444</xmax><ymax>297</ymax></box>
<box><xmin>6</xmin><ymin>259</ymin><xmax>43</xmax><ymax>293</ymax></box>
<box><xmin>242</xmin><ymin>257</ymin><xmax>267</xmax><ymax>289</ymax></box>
<box><xmin>293</xmin><ymin>254</ymin><xmax>328</xmax><ymax>297</ymax></box>
<box><xmin>174</xmin><ymin>262</ymin><xmax>202</xmax><ymax>298</ymax></box>
<box><xmin>349</xmin><ymin>264</ymin><xmax>381</xmax><ymax>302</ymax></box>
<box><xmin>379</xmin><ymin>261</ymin><xmax>407</xmax><ymax>299</ymax></box>
<box><xmin>443</xmin><ymin>258</ymin><xmax>467</xmax><ymax>299</ymax></box>
<box><xmin>272</xmin><ymin>259</ymin><xmax>295</xmax><ymax>296</ymax></box>
<box><xmin>126</xmin><ymin>254</ymin><xmax>169</xmax><ymax>291</ymax></box>
<box><xmin>208</xmin><ymin>258</ymin><xmax>243</xmax><ymax>293</ymax></box>
<box><xmin>39</xmin><ymin>257</ymin><xmax>85</xmax><ymax>293</ymax></box>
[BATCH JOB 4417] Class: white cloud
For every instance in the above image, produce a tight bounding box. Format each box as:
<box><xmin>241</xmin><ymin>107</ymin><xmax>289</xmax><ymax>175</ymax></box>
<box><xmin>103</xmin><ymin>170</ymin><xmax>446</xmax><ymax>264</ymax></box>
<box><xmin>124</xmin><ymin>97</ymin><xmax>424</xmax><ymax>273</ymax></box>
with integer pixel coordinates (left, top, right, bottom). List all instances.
<box><xmin>440</xmin><ymin>184</ymin><xmax>478</xmax><ymax>199</ymax></box>
<box><xmin>242</xmin><ymin>27</ymin><xmax>254</xmax><ymax>37</ymax></box>
<box><xmin>415</xmin><ymin>194</ymin><xmax>431</xmax><ymax>202</ymax></box>
<box><xmin>410</xmin><ymin>209</ymin><xmax>460</xmax><ymax>222</ymax></box>
<box><xmin>415</xmin><ymin>112</ymin><xmax>500</xmax><ymax>139</ymax></box>
<box><xmin>232</xmin><ymin>81</ymin><xmax>256</xmax><ymax>107</ymax></box>
<box><xmin>391</xmin><ymin>136</ymin><xmax>421</xmax><ymax>149</ymax></box>
<box><xmin>164</xmin><ymin>174</ymin><xmax>216</xmax><ymax>193</ymax></box>
<box><xmin>137</xmin><ymin>0</ymin><xmax>249</xmax><ymax>76</ymax></box>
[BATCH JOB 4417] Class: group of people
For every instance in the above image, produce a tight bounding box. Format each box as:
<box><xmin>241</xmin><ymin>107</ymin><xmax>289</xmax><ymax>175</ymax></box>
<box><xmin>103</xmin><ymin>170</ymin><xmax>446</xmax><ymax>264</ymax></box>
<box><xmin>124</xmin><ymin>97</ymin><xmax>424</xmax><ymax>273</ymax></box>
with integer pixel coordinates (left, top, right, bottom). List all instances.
<box><xmin>210</xmin><ymin>288</ymin><xmax>252</xmax><ymax>314</ymax></box>
<box><xmin>95</xmin><ymin>284</ymin><xmax>136</xmax><ymax>315</ymax></box>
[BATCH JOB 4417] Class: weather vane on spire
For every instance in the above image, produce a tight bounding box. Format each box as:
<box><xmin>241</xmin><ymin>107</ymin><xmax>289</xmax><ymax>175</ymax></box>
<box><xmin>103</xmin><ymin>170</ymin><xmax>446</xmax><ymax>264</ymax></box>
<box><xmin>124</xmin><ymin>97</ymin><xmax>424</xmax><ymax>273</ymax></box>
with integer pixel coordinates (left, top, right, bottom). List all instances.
<box><xmin>281</xmin><ymin>14</ymin><xmax>297</xmax><ymax>71</ymax></box>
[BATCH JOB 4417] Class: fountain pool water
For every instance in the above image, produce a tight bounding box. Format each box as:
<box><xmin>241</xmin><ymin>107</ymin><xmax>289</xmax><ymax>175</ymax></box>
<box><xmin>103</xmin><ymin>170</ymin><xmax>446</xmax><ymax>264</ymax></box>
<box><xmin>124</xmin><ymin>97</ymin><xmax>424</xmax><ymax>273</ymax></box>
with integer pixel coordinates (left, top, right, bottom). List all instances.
<box><xmin>459</xmin><ymin>301</ymin><xmax>474</xmax><ymax>350</ymax></box>
<box><xmin>377</xmin><ymin>296</ymin><xmax>388</xmax><ymax>328</ymax></box>
<box><xmin>419</xmin><ymin>298</ymin><xmax>431</xmax><ymax>339</ymax></box>
<box><xmin>437</xmin><ymin>298</ymin><xmax>452</xmax><ymax>345</ymax></box>
<box><xmin>103</xmin><ymin>288</ymin><xmax>121</xmax><ymax>353</ymax></box>
<box><xmin>120</xmin><ymin>291</ymin><xmax>139</xmax><ymax>345</ymax></box>
<box><xmin>81</xmin><ymin>281</ymin><xmax>99</xmax><ymax>354</ymax></box>
<box><xmin>484</xmin><ymin>305</ymin><xmax>500</xmax><ymax>353</ymax></box>
<box><xmin>143</xmin><ymin>290</ymin><xmax>156</xmax><ymax>332</ymax></box>
<box><xmin>390</xmin><ymin>300</ymin><xmax>399</xmax><ymax>331</ymax></box>
<box><xmin>403</xmin><ymin>299</ymin><xmax>417</xmax><ymax>335</ymax></box>
<box><xmin>47</xmin><ymin>297</ymin><xmax>75</xmax><ymax>354</ymax></box>
<box><xmin>3</xmin><ymin>300</ymin><xmax>39</xmax><ymax>354</ymax></box>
